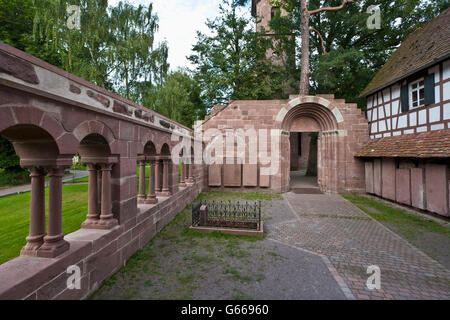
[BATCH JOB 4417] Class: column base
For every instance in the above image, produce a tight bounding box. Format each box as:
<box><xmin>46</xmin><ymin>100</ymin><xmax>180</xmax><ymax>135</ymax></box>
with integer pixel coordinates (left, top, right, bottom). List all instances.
<box><xmin>179</xmin><ymin>182</ymin><xmax>187</xmax><ymax>187</ymax></box>
<box><xmin>81</xmin><ymin>218</ymin><xmax>101</xmax><ymax>229</ymax></box>
<box><xmin>96</xmin><ymin>216</ymin><xmax>119</xmax><ymax>229</ymax></box>
<box><xmin>20</xmin><ymin>234</ymin><xmax>45</xmax><ymax>257</ymax></box>
<box><xmin>157</xmin><ymin>191</ymin><xmax>172</xmax><ymax>197</ymax></box>
<box><xmin>138</xmin><ymin>195</ymin><xmax>147</xmax><ymax>203</ymax></box>
<box><xmin>37</xmin><ymin>234</ymin><xmax>70</xmax><ymax>258</ymax></box>
<box><xmin>145</xmin><ymin>197</ymin><xmax>158</xmax><ymax>204</ymax></box>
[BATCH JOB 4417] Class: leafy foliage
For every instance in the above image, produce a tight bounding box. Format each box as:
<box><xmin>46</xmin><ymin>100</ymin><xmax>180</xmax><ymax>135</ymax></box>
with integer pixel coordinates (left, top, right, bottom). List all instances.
<box><xmin>267</xmin><ymin>0</ymin><xmax>447</xmax><ymax>107</ymax></box>
<box><xmin>149</xmin><ymin>70</ymin><xmax>208</xmax><ymax>128</ymax></box>
<box><xmin>32</xmin><ymin>0</ymin><xmax>168</xmax><ymax>100</ymax></box>
<box><xmin>188</xmin><ymin>0</ymin><xmax>292</xmax><ymax>108</ymax></box>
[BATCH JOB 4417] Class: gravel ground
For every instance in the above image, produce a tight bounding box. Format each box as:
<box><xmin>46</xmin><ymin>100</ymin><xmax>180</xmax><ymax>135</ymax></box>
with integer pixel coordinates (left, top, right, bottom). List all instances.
<box><xmin>91</xmin><ymin>198</ymin><xmax>345</xmax><ymax>300</ymax></box>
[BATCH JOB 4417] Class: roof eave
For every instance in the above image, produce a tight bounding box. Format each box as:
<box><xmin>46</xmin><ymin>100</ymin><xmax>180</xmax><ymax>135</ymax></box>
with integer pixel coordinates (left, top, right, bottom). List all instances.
<box><xmin>359</xmin><ymin>51</ymin><xmax>450</xmax><ymax>99</ymax></box>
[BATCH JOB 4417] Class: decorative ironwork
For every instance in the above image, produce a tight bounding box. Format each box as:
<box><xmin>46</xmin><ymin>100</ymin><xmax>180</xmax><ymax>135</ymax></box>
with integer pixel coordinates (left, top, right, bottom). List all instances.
<box><xmin>191</xmin><ymin>200</ymin><xmax>261</xmax><ymax>230</ymax></box>
<box><xmin>192</xmin><ymin>201</ymin><xmax>202</xmax><ymax>227</ymax></box>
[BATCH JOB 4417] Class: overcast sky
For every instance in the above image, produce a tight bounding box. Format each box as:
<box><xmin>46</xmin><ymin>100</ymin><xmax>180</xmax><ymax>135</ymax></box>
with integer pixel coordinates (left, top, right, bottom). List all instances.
<box><xmin>108</xmin><ymin>0</ymin><xmax>226</xmax><ymax>71</ymax></box>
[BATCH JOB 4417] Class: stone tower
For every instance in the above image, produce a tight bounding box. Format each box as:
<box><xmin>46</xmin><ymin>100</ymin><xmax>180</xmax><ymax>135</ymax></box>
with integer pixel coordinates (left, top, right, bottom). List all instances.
<box><xmin>251</xmin><ymin>0</ymin><xmax>297</xmax><ymax>95</ymax></box>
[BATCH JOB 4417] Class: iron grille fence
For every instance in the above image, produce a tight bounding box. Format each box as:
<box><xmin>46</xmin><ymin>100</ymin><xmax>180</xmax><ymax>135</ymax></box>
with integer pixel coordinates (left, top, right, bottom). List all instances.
<box><xmin>192</xmin><ymin>200</ymin><xmax>261</xmax><ymax>230</ymax></box>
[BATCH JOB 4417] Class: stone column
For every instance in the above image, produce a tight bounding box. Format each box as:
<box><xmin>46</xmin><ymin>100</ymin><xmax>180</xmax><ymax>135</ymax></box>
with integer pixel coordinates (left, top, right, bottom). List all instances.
<box><xmin>21</xmin><ymin>167</ymin><xmax>46</xmax><ymax>256</ymax></box>
<box><xmin>138</xmin><ymin>160</ymin><xmax>147</xmax><ymax>203</ymax></box>
<box><xmin>180</xmin><ymin>159</ymin><xmax>186</xmax><ymax>187</ymax></box>
<box><xmin>155</xmin><ymin>160</ymin><xmax>161</xmax><ymax>193</ymax></box>
<box><xmin>161</xmin><ymin>159</ymin><xmax>171</xmax><ymax>196</ymax></box>
<box><xmin>187</xmin><ymin>159</ymin><xmax>194</xmax><ymax>184</ymax></box>
<box><xmin>97</xmin><ymin>163</ymin><xmax>118</xmax><ymax>229</ymax></box>
<box><xmin>82</xmin><ymin>163</ymin><xmax>100</xmax><ymax>228</ymax></box>
<box><xmin>146</xmin><ymin>159</ymin><xmax>158</xmax><ymax>204</ymax></box>
<box><xmin>97</xmin><ymin>168</ymin><xmax>102</xmax><ymax>211</ymax></box>
<box><xmin>37</xmin><ymin>167</ymin><xmax>69</xmax><ymax>258</ymax></box>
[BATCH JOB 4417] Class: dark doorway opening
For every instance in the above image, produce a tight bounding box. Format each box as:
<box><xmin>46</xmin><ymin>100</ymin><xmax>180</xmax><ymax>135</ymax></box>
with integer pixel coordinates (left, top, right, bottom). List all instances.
<box><xmin>289</xmin><ymin>132</ymin><xmax>319</xmax><ymax>193</ymax></box>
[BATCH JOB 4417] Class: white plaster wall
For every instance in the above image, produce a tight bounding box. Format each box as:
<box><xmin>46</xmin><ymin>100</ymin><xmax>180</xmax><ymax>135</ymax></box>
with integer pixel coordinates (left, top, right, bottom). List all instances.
<box><xmin>443</xmin><ymin>60</ymin><xmax>450</xmax><ymax>80</ymax></box>
<box><xmin>397</xmin><ymin>115</ymin><xmax>407</xmax><ymax>129</ymax></box>
<box><xmin>429</xmin><ymin>106</ymin><xmax>441</xmax><ymax>123</ymax></box>
<box><xmin>409</xmin><ymin>112</ymin><xmax>417</xmax><ymax>127</ymax></box>
<box><xmin>443</xmin><ymin>81</ymin><xmax>450</xmax><ymax>101</ymax></box>
<box><xmin>392</xmin><ymin>101</ymin><xmax>399</xmax><ymax>115</ymax></box>
<box><xmin>392</xmin><ymin>84</ymin><xmax>400</xmax><ymax>99</ymax></box>
<box><xmin>385</xmin><ymin>103</ymin><xmax>391</xmax><ymax>117</ymax></box>
<box><xmin>444</xmin><ymin>103</ymin><xmax>450</xmax><ymax>120</ymax></box>
<box><xmin>418</xmin><ymin>109</ymin><xmax>427</xmax><ymax>125</ymax></box>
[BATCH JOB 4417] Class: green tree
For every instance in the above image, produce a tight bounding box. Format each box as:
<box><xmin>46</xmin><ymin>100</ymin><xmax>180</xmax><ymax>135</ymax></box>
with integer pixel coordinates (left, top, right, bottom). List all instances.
<box><xmin>188</xmin><ymin>0</ymin><xmax>284</xmax><ymax>107</ymax></box>
<box><xmin>150</xmin><ymin>70</ymin><xmax>207</xmax><ymax>128</ymax></box>
<box><xmin>32</xmin><ymin>0</ymin><xmax>168</xmax><ymax>98</ymax></box>
<box><xmin>108</xmin><ymin>2</ymin><xmax>167</xmax><ymax>100</ymax></box>
<box><xmin>0</xmin><ymin>0</ymin><xmax>170</xmax><ymax>182</ymax></box>
<box><xmin>270</xmin><ymin>0</ymin><xmax>447</xmax><ymax>107</ymax></box>
<box><xmin>0</xmin><ymin>0</ymin><xmax>62</xmax><ymax>182</ymax></box>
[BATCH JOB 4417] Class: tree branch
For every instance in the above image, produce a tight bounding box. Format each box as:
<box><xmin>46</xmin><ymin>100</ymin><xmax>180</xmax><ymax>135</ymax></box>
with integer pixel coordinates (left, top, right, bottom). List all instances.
<box><xmin>310</xmin><ymin>27</ymin><xmax>327</xmax><ymax>54</ymax></box>
<box><xmin>309</xmin><ymin>0</ymin><xmax>355</xmax><ymax>15</ymax></box>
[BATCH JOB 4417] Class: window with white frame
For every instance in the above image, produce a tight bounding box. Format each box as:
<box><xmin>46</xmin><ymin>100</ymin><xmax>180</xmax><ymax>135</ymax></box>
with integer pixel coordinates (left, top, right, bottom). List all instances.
<box><xmin>409</xmin><ymin>78</ymin><xmax>425</xmax><ymax>109</ymax></box>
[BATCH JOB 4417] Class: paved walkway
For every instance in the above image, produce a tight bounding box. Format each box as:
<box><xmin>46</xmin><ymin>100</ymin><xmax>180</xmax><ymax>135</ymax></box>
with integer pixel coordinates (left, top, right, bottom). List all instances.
<box><xmin>290</xmin><ymin>170</ymin><xmax>319</xmax><ymax>189</ymax></box>
<box><xmin>267</xmin><ymin>192</ymin><xmax>450</xmax><ymax>300</ymax></box>
<box><xmin>0</xmin><ymin>170</ymin><xmax>89</xmax><ymax>198</ymax></box>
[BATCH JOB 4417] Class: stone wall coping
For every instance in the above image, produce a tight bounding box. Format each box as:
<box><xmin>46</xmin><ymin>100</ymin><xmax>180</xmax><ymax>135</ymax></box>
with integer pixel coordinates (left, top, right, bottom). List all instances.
<box><xmin>0</xmin><ymin>41</ymin><xmax>193</xmax><ymax>136</ymax></box>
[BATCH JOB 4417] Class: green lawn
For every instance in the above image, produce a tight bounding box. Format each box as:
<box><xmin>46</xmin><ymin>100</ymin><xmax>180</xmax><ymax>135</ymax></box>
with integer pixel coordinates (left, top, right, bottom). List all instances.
<box><xmin>67</xmin><ymin>164</ymin><xmax>182</xmax><ymax>190</ymax></box>
<box><xmin>342</xmin><ymin>194</ymin><xmax>450</xmax><ymax>240</ymax></box>
<box><xmin>0</xmin><ymin>184</ymin><xmax>88</xmax><ymax>265</ymax></box>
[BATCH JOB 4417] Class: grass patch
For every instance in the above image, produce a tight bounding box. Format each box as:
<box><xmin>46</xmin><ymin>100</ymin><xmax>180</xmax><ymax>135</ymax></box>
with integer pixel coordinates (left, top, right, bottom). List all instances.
<box><xmin>66</xmin><ymin>176</ymin><xmax>89</xmax><ymax>183</ymax></box>
<box><xmin>342</xmin><ymin>194</ymin><xmax>450</xmax><ymax>241</ymax></box>
<box><xmin>0</xmin><ymin>184</ymin><xmax>88</xmax><ymax>265</ymax></box>
<box><xmin>223</xmin><ymin>267</ymin><xmax>253</xmax><ymax>283</ymax></box>
<box><xmin>182</xmin><ymin>229</ymin><xmax>262</xmax><ymax>242</ymax></box>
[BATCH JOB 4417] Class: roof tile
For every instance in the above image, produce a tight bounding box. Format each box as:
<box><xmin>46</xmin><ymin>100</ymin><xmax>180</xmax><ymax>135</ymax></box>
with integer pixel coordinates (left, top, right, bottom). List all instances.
<box><xmin>360</xmin><ymin>8</ymin><xmax>450</xmax><ymax>97</ymax></box>
<box><xmin>356</xmin><ymin>129</ymin><xmax>450</xmax><ymax>158</ymax></box>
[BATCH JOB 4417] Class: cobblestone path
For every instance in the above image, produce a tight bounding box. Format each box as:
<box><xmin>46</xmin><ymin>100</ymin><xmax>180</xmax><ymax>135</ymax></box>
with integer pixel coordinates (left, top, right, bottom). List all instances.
<box><xmin>267</xmin><ymin>193</ymin><xmax>450</xmax><ymax>300</ymax></box>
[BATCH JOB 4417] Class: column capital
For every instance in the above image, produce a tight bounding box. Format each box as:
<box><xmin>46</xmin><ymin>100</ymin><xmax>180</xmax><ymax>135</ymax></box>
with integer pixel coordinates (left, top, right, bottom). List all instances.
<box><xmin>156</xmin><ymin>155</ymin><xmax>171</xmax><ymax>161</ymax></box>
<box><xmin>29</xmin><ymin>167</ymin><xmax>46</xmax><ymax>177</ymax></box>
<box><xmin>86</xmin><ymin>163</ymin><xmax>99</xmax><ymax>171</ymax></box>
<box><xmin>100</xmin><ymin>163</ymin><xmax>114</xmax><ymax>171</ymax></box>
<box><xmin>47</xmin><ymin>167</ymin><xmax>65</xmax><ymax>177</ymax></box>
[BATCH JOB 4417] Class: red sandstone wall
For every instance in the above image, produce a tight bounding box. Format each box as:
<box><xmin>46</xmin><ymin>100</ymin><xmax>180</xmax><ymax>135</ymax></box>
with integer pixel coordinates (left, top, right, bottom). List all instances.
<box><xmin>200</xmin><ymin>95</ymin><xmax>369</xmax><ymax>193</ymax></box>
<box><xmin>298</xmin><ymin>133</ymin><xmax>311</xmax><ymax>169</ymax></box>
<box><xmin>364</xmin><ymin>158</ymin><xmax>449</xmax><ymax>217</ymax></box>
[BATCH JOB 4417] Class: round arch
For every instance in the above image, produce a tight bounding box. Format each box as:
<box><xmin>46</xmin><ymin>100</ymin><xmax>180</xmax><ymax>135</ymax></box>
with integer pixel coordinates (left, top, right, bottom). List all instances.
<box><xmin>278</xmin><ymin>97</ymin><xmax>342</xmax><ymax>193</ymax></box>
<box><xmin>160</xmin><ymin>143</ymin><xmax>171</xmax><ymax>156</ymax></box>
<box><xmin>143</xmin><ymin>141</ymin><xmax>157</xmax><ymax>156</ymax></box>
<box><xmin>1</xmin><ymin>124</ymin><xmax>60</xmax><ymax>168</ymax></box>
<box><xmin>73</xmin><ymin>120</ymin><xmax>116</xmax><ymax>146</ymax></box>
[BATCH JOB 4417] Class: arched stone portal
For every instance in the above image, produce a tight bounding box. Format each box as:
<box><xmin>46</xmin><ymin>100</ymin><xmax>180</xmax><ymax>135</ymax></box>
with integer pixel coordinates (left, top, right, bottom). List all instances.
<box><xmin>273</xmin><ymin>96</ymin><xmax>368</xmax><ymax>194</ymax></box>
<box><xmin>279</xmin><ymin>102</ymin><xmax>340</xmax><ymax>193</ymax></box>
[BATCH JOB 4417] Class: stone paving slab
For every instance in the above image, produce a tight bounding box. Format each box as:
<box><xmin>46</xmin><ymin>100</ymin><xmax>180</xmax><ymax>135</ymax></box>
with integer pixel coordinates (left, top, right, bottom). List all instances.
<box><xmin>266</xmin><ymin>193</ymin><xmax>450</xmax><ymax>300</ymax></box>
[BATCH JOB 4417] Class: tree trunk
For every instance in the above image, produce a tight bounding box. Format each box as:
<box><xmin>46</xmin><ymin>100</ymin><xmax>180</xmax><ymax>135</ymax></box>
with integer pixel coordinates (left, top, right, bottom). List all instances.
<box><xmin>299</xmin><ymin>0</ymin><xmax>310</xmax><ymax>96</ymax></box>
